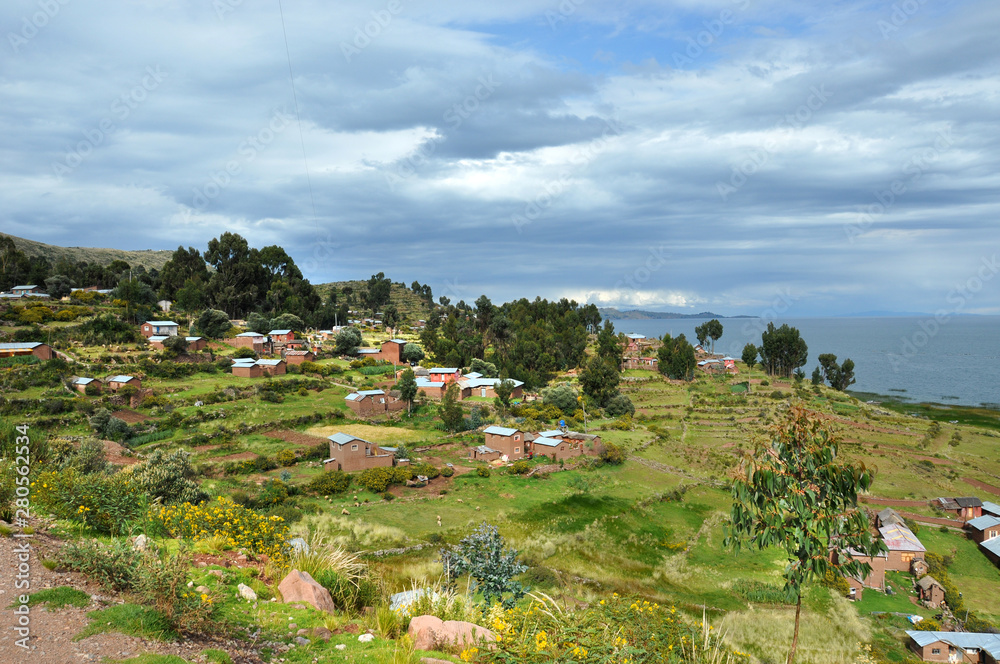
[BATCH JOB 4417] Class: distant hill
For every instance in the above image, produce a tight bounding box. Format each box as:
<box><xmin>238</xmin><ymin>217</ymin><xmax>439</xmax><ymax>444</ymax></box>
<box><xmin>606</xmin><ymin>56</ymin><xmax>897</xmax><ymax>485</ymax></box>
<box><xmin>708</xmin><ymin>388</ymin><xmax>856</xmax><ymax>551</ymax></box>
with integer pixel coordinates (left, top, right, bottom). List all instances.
<box><xmin>2</xmin><ymin>232</ymin><xmax>174</xmax><ymax>271</ymax></box>
<box><xmin>599</xmin><ymin>308</ymin><xmax>731</xmax><ymax>320</ymax></box>
<box><xmin>314</xmin><ymin>280</ymin><xmax>436</xmax><ymax>322</ymax></box>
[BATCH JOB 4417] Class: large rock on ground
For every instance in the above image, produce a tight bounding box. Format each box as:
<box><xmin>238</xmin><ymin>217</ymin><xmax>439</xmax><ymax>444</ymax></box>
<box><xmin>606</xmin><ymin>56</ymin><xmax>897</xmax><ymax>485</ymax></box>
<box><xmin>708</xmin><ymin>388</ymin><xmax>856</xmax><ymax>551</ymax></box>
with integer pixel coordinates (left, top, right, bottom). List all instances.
<box><xmin>278</xmin><ymin>570</ymin><xmax>335</xmax><ymax>613</ymax></box>
<box><xmin>407</xmin><ymin>615</ymin><xmax>495</xmax><ymax>651</ymax></box>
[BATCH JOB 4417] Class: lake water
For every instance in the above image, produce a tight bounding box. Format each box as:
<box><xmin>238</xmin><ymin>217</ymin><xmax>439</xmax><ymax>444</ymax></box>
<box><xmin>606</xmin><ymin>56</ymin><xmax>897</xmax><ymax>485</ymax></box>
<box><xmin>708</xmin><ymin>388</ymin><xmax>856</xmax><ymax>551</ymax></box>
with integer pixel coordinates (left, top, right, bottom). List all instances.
<box><xmin>606</xmin><ymin>316</ymin><xmax>1000</xmax><ymax>408</ymax></box>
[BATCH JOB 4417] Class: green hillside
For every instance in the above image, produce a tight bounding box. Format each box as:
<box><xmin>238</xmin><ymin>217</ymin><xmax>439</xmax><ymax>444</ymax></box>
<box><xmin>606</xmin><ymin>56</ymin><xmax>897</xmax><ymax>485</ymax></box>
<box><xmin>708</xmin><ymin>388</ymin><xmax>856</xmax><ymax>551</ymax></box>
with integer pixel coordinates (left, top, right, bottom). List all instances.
<box><xmin>314</xmin><ymin>279</ymin><xmax>436</xmax><ymax>321</ymax></box>
<box><xmin>1</xmin><ymin>232</ymin><xmax>174</xmax><ymax>271</ymax></box>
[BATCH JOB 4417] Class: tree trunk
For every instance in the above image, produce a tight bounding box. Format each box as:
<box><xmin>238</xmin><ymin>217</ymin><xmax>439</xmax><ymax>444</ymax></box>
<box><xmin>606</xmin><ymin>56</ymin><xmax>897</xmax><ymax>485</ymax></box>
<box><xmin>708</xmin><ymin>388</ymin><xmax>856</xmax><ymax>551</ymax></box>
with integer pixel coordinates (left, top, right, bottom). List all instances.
<box><xmin>786</xmin><ymin>591</ymin><xmax>802</xmax><ymax>664</ymax></box>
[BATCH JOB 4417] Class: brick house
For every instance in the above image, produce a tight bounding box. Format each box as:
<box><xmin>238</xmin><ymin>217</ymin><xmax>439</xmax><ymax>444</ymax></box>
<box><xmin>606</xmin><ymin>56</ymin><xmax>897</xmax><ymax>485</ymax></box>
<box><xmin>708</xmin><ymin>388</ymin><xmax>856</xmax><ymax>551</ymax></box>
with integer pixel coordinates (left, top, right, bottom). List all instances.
<box><xmin>186</xmin><ymin>336</ymin><xmax>207</xmax><ymax>351</ymax></box>
<box><xmin>529</xmin><ymin>430</ymin><xmax>584</xmax><ymax>462</ymax></box>
<box><xmin>284</xmin><ymin>349</ymin><xmax>315</xmax><ymax>365</ymax></box>
<box><xmin>106</xmin><ymin>375</ymin><xmax>141</xmax><ymax>391</ymax></box>
<box><xmin>323</xmin><ymin>433</ymin><xmax>394</xmax><ymax>472</ymax></box>
<box><xmin>981</xmin><ymin>538</ymin><xmax>1000</xmax><ymax>568</ymax></box>
<box><xmin>916</xmin><ymin>575</ymin><xmax>946</xmax><ymax>608</ymax></box>
<box><xmin>231</xmin><ymin>359</ymin><xmax>263</xmax><ymax>378</ymax></box>
<box><xmin>0</xmin><ymin>342</ymin><xmax>55</xmax><ymax>360</ymax></box>
<box><xmin>482</xmin><ymin>426</ymin><xmax>526</xmax><ymax>461</ymax></box>
<box><xmin>623</xmin><ymin>333</ymin><xmax>646</xmax><ymax>353</ymax></box>
<box><xmin>427</xmin><ymin>368</ymin><xmax>462</xmax><ymax>383</ymax></box>
<box><xmin>906</xmin><ymin>631</ymin><xmax>1000</xmax><ymax>664</ymax></box>
<box><xmin>877</xmin><ymin>507</ymin><xmax>906</xmax><ymax>528</ymax></box>
<box><xmin>148</xmin><ymin>335</ymin><xmax>169</xmax><ymax>350</ymax></box>
<box><xmin>623</xmin><ymin>357</ymin><xmax>659</xmax><ymax>371</ymax></box>
<box><xmin>832</xmin><ymin>547</ymin><xmax>887</xmax><ymax>600</ymax></box>
<box><xmin>256</xmin><ymin>359</ymin><xmax>286</xmax><ymax>376</ymax></box>
<box><xmin>269</xmin><ymin>329</ymin><xmax>295</xmax><ymax>344</ymax></box>
<box><xmin>140</xmin><ymin>320</ymin><xmax>179</xmax><ymax>338</ymax></box>
<box><xmin>345</xmin><ymin>389</ymin><xmax>404</xmax><ymax>416</ymax></box>
<box><xmin>879</xmin><ymin>523</ymin><xmax>926</xmax><ymax>571</ymax></box>
<box><xmin>469</xmin><ymin>445</ymin><xmax>501</xmax><ymax>461</ymax></box>
<box><xmin>458</xmin><ymin>377</ymin><xmax>525</xmax><ymax>400</ymax></box>
<box><xmin>228</xmin><ymin>332</ymin><xmax>269</xmax><ymax>351</ymax></box>
<box><xmin>415</xmin><ymin>377</ymin><xmax>447</xmax><ymax>399</ymax></box>
<box><xmin>937</xmin><ymin>497</ymin><xmax>984</xmax><ymax>521</ymax></box>
<box><xmin>966</xmin><ymin>515</ymin><xmax>1000</xmax><ymax>544</ymax></box>
<box><xmin>11</xmin><ymin>285</ymin><xmax>41</xmax><ymax>295</ymax></box>
<box><xmin>72</xmin><ymin>377</ymin><xmax>100</xmax><ymax>394</ymax></box>
<box><xmin>379</xmin><ymin>339</ymin><xmax>407</xmax><ymax>364</ymax></box>
<box><xmin>982</xmin><ymin>501</ymin><xmax>1000</xmax><ymax>518</ymax></box>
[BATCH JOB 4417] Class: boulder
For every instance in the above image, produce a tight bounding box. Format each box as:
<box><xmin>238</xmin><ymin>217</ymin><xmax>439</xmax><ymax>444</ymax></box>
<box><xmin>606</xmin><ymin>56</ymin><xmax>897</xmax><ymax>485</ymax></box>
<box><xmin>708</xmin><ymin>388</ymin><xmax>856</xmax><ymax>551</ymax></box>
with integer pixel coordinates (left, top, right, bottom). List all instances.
<box><xmin>389</xmin><ymin>588</ymin><xmax>440</xmax><ymax>617</ymax></box>
<box><xmin>289</xmin><ymin>537</ymin><xmax>309</xmax><ymax>554</ymax></box>
<box><xmin>278</xmin><ymin>570</ymin><xmax>335</xmax><ymax>613</ymax></box>
<box><xmin>237</xmin><ymin>583</ymin><xmax>257</xmax><ymax>601</ymax></box>
<box><xmin>358</xmin><ymin>633</ymin><xmax>374</xmax><ymax>643</ymax></box>
<box><xmin>407</xmin><ymin>615</ymin><xmax>495</xmax><ymax>651</ymax></box>
<box><xmin>132</xmin><ymin>534</ymin><xmax>151</xmax><ymax>552</ymax></box>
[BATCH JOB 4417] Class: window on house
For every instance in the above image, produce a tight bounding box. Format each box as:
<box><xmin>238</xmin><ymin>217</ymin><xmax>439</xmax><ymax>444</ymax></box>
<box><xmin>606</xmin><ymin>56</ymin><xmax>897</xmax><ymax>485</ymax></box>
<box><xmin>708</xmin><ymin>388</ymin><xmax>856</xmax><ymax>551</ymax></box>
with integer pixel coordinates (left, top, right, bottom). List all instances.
<box><xmin>931</xmin><ymin>649</ymin><xmax>940</xmax><ymax>655</ymax></box>
<box><xmin>351</xmin><ymin>444</ymin><xmax>358</xmax><ymax>451</ymax></box>
<box><xmin>514</xmin><ymin>435</ymin><xmax>520</xmax><ymax>441</ymax></box>
<box><xmin>901</xmin><ymin>553</ymin><xmax>914</xmax><ymax>563</ymax></box>
<box><xmin>514</xmin><ymin>447</ymin><xmax>520</xmax><ymax>453</ymax></box>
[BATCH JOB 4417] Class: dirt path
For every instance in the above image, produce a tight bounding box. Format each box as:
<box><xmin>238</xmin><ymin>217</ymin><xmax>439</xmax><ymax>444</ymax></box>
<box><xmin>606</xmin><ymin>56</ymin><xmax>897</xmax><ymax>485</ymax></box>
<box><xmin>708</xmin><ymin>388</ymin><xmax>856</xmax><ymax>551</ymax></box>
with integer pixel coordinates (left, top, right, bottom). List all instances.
<box><xmin>963</xmin><ymin>477</ymin><xmax>1000</xmax><ymax>498</ymax></box>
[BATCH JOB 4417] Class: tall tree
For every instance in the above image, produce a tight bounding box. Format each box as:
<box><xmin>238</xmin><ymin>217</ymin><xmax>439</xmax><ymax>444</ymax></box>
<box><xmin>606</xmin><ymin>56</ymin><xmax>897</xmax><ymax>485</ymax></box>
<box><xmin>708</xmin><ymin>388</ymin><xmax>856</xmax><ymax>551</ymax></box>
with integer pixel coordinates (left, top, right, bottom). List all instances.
<box><xmin>726</xmin><ymin>407</ymin><xmax>885</xmax><ymax>664</ymax></box>
<box><xmin>657</xmin><ymin>333</ymin><xmax>696</xmax><ymax>380</ymax></box>
<box><xmin>758</xmin><ymin>322</ymin><xmax>809</xmax><ymax>378</ymax></box>
<box><xmin>493</xmin><ymin>378</ymin><xmax>516</xmax><ymax>417</ymax></box>
<box><xmin>741</xmin><ymin>343</ymin><xmax>758</xmax><ymax>370</ymax></box>
<box><xmin>363</xmin><ymin>272</ymin><xmax>392</xmax><ymax>320</ymax></box>
<box><xmin>396</xmin><ymin>368</ymin><xmax>418</xmax><ymax>415</ymax></box>
<box><xmin>705</xmin><ymin>319</ymin><xmax>724</xmax><ymax>353</ymax></box>
<box><xmin>439</xmin><ymin>382</ymin><xmax>464</xmax><ymax>432</ymax></box>
<box><xmin>595</xmin><ymin>320</ymin><xmax>623</xmax><ymax>366</ymax></box>
<box><xmin>158</xmin><ymin>246</ymin><xmax>209</xmax><ymax>301</ymax></box>
<box><xmin>334</xmin><ymin>327</ymin><xmax>362</xmax><ymax>356</ymax></box>
<box><xmin>818</xmin><ymin>354</ymin><xmax>856</xmax><ymax>391</ymax></box>
<box><xmin>0</xmin><ymin>236</ymin><xmax>31</xmax><ymax>292</ymax></box>
<box><xmin>193</xmin><ymin>309</ymin><xmax>231</xmax><ymax>339</ymax></box>
<box><xmin>579</xmin><ymin>356</ymin><xmax>620</xmax><ymax>407</ymax></box>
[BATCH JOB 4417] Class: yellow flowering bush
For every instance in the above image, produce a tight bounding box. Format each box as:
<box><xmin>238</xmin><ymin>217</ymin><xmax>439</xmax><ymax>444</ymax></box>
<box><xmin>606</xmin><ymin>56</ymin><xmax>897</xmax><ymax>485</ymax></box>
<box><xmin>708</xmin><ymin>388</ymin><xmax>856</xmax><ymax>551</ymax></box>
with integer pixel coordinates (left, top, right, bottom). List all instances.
<box><xmin>482</xmin><ymin>593</ymin><xmax>747</xmax><ymax>664</ymax></box>
<box><xmin>151</xmin><ymin>496</ymin><xmax>290</xmax><ymax>563</ymax></box>
<box><xmin>34</xmin><ymin>469</ymin><xmax>141</xmax><ymax>535</ymax></box>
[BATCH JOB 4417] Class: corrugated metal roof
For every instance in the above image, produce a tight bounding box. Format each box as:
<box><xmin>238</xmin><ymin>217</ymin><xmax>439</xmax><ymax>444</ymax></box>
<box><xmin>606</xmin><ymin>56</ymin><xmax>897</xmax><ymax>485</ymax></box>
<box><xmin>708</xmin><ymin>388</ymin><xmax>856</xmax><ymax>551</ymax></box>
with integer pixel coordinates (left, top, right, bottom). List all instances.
<box><xmin>475</xmin><ymin>445</ymin><xmax>498</xmax><ymax>454</ymax></box>
<box><xmin>0</xmin><ymin>342</ymin><xmax>42</xmax><ymax>350</ymax></box>
<box><xmin>357</xmin><ymin>348</ymin><xmax>380</xmax><ymax>354</ymax></box>
<box><xmin>388</xmin><ymin>339</ymin><xmax>407</xmax><ymax>344</ymax></box>
<box><xmin>966</xmin><ymin>515</ymin><xmax>1000</xmax><ymax>531</ymax></box>
<box><xmin>329</xmin><ymin>432</ymin><xmax>366</xmax><ymax>446</ymax></box>
<box><xmin>148</xmin><ymin>336</ymin><xmax>168</xmax><ymax>342</ymax></box>
<box><xmin>256</xmin><ymin>359</ymin><xmax>283</xmax><ymax>366</ymax></box>
<box><xmin>484</xmin><ymin>426</ymin><xmax>519</xmax><ymax>436</ymax></box>
<box><xmin>955</xmin><ymin>496</ymin><xmax>983</xmax><ymax>508</ymax></box>
<box><xmin>907</xmin><ymin>631</ymin><xmax>1000</xmax><ymax>658</ymax></box>
<box><xmin>981</xmin><ymin>537</ymin><xmax>1000</xmax><ymax>557</ymax></box>
<box><xmin>428</xmin><ymin>368</ymin><xmax>458</xmax><ymax>373</ymax></box>
<box><xmin>538</xmin><ymin>430</ymin><xmax>564</xmax><ymax>438</ymax></box>
<box><xmin>185</xmin><ymin>336</ymin><xmax>203</xmax><ymax>341</ymax></box>
<box><xmin>236</xmin><ymin>332</ymin><xmax>264</xmax><ymax>337</ymax></box>
<box><xmin>72</xmin><ymin>377</ymin><xmax>95</xmax><ymax>384</ymax></box>
<box><xmin>879</xmin><ymin>524</ymin><xmax>926</xmax><ymax>552</ymax></box>
<box><xmin>982</xmin><ymin>501</ymin><xmax>1000</xmax><ymax>517</ymax></box>
<box><xmin>269</xmin><ymin>329</ymin><xmax>292</xmax><ymax>335</ymax></box>
<box><xmin>13</xmin><ymin>285</ymin><xmax>38</xmax><ymax>289</ymax></box>
<box><xmin>107</xmin><ymin>375</ymin><xmax>135</xmax><ymax>383</ymax></box>
<box><xmin>533</xmin><ymin>438</ymin><xmax>562</xmax><ymax>447</ymax></box>
<box><xmin>145</xmin><ymin>321</ymin><xmax>178</xmax><ymax>326</ymax></box>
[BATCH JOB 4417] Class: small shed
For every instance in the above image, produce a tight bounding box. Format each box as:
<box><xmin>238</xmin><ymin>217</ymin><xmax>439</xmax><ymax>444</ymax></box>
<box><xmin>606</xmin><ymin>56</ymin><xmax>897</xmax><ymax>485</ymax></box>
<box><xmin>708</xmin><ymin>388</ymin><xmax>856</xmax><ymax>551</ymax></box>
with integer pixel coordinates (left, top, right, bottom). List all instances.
<box><xmin>916</xmin><ymin>575</ymin><xmax>945</xmax><ymax>608</ymax></box>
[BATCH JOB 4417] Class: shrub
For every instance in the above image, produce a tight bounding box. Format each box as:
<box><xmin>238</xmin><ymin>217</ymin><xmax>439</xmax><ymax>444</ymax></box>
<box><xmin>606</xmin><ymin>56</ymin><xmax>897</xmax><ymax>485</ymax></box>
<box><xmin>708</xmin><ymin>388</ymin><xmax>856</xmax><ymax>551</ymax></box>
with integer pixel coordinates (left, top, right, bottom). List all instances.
<box><xmin>476</xmin><ymin>466</ymin><xmax>491</xmax><ymax>478</ymax></box>
<box><xmin>57</xmin><ymin>538</ymin><xmax>142</xmax><ymax>592</ymax></box>
<box><xmin>510</xmin><ymin>460</ymin><xmax>531</xmax><ymax>475</ymax></box>
<box><xmin>151</xmin><ymin>497</ymin><xmax>290</xmax><ymax>563</ymax></box>
<box><xmin>441</xmin><ymin>466</ymin><xmax>454</xmax><ymax>477</ymax></box>
<box><xmin>307</xmin><ymin>471</ymin><xmax>351</xmax><ymax>495</ymax></box>
<box><xmin>410</xmin><ymin>462</ymin><xmax>441</xmax><ymax>480</ymax></box>
<box><xmin>34</xmin><ymin>469</ymin><xmax>142</xmax><ymax>535</ymax></box>
<box><xmin>599</xmin><ymin>442</ymin><xmax>626</xmax><ymax>466</ymax></box>
<box><xmin>358</xmin><ymin>467</ymin><xmax>394</xmax><ymax>493</ymax></box>
<box><xmin>121</xmin><ymin>449</ymin><xmax>207</xmax><ymax>505</ymax></box>
<box><xmin>604</xmin><ymin>393</ymin><xmax>635</xmax><ymax>418</ymax></box>
<box><xmin>819</xmin><ymin>569</ymin><xmax>851</xmax><ymax>597</ymax></box>
<box><xmin>138</xmin><ymin>547</ymin><xmax>218</xmax><ymax>633</ymax></box>
<box><xmin>276</xmin><ymin>449</ymin><xmax>297</xmax><ymax>467</ymax></box>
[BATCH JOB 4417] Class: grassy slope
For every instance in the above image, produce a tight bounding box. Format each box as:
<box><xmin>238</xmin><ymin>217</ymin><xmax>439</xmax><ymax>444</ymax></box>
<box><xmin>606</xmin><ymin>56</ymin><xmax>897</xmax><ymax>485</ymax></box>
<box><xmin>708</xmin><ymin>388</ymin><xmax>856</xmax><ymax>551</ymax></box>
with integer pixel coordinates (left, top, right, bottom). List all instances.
<box><xmin>313</xmin><ymin>280</ymin><xmax>435</xmax><ymax>321</ymax></box>
<box><xmin>2</xmin><ymin>232</ymin><xmax>174</xmax><ymax>271</ymax></box>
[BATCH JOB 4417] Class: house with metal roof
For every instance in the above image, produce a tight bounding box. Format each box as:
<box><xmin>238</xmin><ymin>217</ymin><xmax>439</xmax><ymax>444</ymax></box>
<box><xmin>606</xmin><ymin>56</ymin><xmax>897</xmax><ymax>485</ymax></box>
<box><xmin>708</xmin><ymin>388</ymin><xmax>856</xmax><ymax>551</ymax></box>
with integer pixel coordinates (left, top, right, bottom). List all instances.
<box><xmin>11</xmin><ymin>285</ymin><xmax>40</xmax><ymax>294</ymax></box>
<box><xmin>982</xmin><ymin>501</ymin><xmax>1000</xmax><ymax>518</ymax></box>
<box><xmin>879</xmin><ymin>523</ymin><xmax>926</xmax><ymax>571</ymax></box>
<box><xmin>269</xmin><ymin>329</ymin><xmax>295</xmax><ymax>343</ymax></box>
<box><xmin>966</xmin><ymin>515</ymin><xmax>1000</xmax><ymax>544</ymax></box>
<box><xmin>906</xmin><ymin>630</ymin><xmax>1000</xmax><ymax>664</ymax></box>
<box><xmin>72</xmin><ymin>377</ymin><xmax>100</xmax><ymax>394</ymax></box>
<box><xmin>877</xmin><ymin>507</ymin><xmax>906</xmax><ymax>527</ymax></box>
<box><xmin>106</xmin><ymin>375</ymin><xmax>141</xmax><ymax>391</ymax></box>
<box><xmin>457</xmin><ymin>376</ymin><xmax>524</xmax><ymax>400</ymax></box>
<box><xmin>937</xmin><ymin>496</ymin><xmax>984</xmax><ymax>521</ymax></box>
<box><xmin>470</xmin><ymin>445</ymin><xmax>501</xmax><ymax>462</ymax></box>
<box><xmin>344</xmin><ymin>389</ymin><xmax>403</xmax><ymax>416</ymax></box>
<box><xmin>324</xmin><ymin>433</ymin><xmax>395</xmax><ymax>473</ymax></box>
<box><xmin>981</xmin><ymin>536</ymin><xmax>1000</xmax><ymax>568</ymax></box>
<box><xmin>140</xmin><ymin>320</ymin><xmax>179</xmax><ymax>338</ymax></box>
<box><xmin>0</xmin><ymin>342</ymin><xmax>54</xmax><ymax>360</ymax></box>
<box><xmin>481</xmin><ymin>426</ymin><xmax>525</xmax><ymax>461</ymax></box>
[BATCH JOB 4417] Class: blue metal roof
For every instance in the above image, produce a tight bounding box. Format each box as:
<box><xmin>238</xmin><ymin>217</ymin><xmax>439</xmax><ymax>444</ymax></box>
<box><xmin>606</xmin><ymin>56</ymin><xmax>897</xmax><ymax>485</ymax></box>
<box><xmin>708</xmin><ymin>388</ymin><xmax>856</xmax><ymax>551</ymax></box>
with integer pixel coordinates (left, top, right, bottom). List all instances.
<box><xmin>966</xmin><ymin>515</ymin><xmax>1000</xmax><ymax>531</ymax></box>
<box><xmin>107</xmin><ymin>375</ymin><xmax>135</xmax><ymax>383</ymax></box>
<box><xmin>0</xmin><ymin>342</ymin><xmax>42</xmax><ymax>350</ymax></box>
<box><xmin>145</xmin><ymin>320</ymin><xmax>178</xmax><ymax>326</ymax></box>
<box><xmin>329</xmin><ymin>432</ymin><xmax>367</xmax><ymax>446</ymax></box>
<box><xmin>484</xmin><ymin>426</ymin><xmax>519</xmax><ymax>436</ymax></box>
<box><xmin>907</xmin><ymin>631</ymin><xmax>1000</xmax><ymax>658</ymax></box>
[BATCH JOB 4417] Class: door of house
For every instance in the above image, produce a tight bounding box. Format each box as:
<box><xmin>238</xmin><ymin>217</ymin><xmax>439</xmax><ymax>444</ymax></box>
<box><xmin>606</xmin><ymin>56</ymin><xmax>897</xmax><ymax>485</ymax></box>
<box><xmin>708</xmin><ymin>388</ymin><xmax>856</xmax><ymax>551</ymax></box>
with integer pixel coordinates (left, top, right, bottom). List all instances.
<box><xmin>481</xmin><ymin>388</ymin><xmax>487</xmax><ymax>397</ymax></box>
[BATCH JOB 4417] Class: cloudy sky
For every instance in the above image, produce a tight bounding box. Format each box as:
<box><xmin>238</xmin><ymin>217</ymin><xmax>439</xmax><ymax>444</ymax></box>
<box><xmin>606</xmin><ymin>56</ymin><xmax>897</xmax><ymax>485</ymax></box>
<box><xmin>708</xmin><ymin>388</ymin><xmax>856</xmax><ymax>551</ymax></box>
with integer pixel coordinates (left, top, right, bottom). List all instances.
<box><xmin>3</xmin><ymin>0</ymin><xmax>999</xmax><ymax>315</ymax></box>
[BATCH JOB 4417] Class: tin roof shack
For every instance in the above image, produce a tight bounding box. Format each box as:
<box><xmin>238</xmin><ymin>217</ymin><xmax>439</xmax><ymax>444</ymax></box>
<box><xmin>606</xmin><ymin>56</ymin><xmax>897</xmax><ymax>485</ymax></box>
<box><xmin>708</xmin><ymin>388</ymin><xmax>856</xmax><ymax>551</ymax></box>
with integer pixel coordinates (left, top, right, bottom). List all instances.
<box><xmin>966</xmin><ymin>515</ymin><xmax>1000</xmax><ymax>544</ymax></box>
<box><xmin>185</xmin><ymin>336</ymin><xmax>207</xmax><ymax>351</ymax></box>
<box><xmin>72</xmin><ymin>377</ymin><xmax>100</xmax><ymax>394</ymax></box>
<box><xmin>0</xmin><ymin>342</ymin><xmax>55</xmax><ymax>360</ymax></box>
<box><xmin>345</xmin><ymin>389</ymin><xmax>405</xmax><ymax>417</ymax></box>
<box><xmin>906</xmin><ymin>631</ymin><xmax>1000</xmax><ymax>664</ymax></box>
<box><xmin>916</xmin><ymin>575</ymin><xmax>946</xmax><ymax>608</ymax></box>
<box><xmin>982</xmin><ymin>501</ymin><xmax>1000</xmax><ymax>518</ymax></box>
<box><xmin>623</xmin><ymin>356</ymin><xmax>659</xmax><ymax>371</ymax></box>
<box><xmin>831</xmin><ymin>546</ymin><xmax>887</xmax><ymax>600</ymax></box>
<box><xmin>877</xmin><ymin>507</ymin><xmax>907</xmax><ymax>528</ymax></box>
<box><xmin>414</xmin><ymin>377</ymin><xmax>447</xmax><ymax>399</ymax></box>
<box><xmin>231</xmin><ymin>359</ymin><xmax>262</xmax><ymax>378</ymax></box>
<box><xmin>284</xmin><ymin>349</ymin><xmax>315</xmax><ymax>365</ymax></box>
<box><xmin>458</xmin><ymin>376</ymin><xmax>525</xmax><ymax>401</ymax></box>
<box><xmin>529</xmin><ymin>431</ymin><xmax>585</xmax><ymax>462</ymax></box>
<box><xmin>106</xmin><ymin>375</ymin><xmax>141</xmax><ymax>391</ymax></box>
<box><xmin>140</xmin><ymin>320</ymin><xmax>179</xmax><ymax>338</ymax></box>
<box><xmin>482</xmin><ymin>426</ymin><xmax>526</xmax><ymax>461</ymax></box>
<box><xmin>470</xmin><ymin>445</ymin><xmax>501</xmax><ymax>462</ymax></box>
<box><xmin>256</xmin><ymin>359</ymin><xmax>286</xmax><ymax>376</ymax></box>
<box><xmin>879</xmin><ymin>523</ymin><xmax>926</xmax><ymax>571</ymax></box>
<box><xmin>981</xmin><ymin>536</ymin><xmax>1000</xmax><ymax>568</ymax></box>
<box><xmin>227</xmin><ymin>332</ymin><xmax>270</xmax><ymax>352</ymax></box>
<box><xmin>323</xmin><ymin>433</ymin><xmax>394</xmax><ymax>473</ymax></box>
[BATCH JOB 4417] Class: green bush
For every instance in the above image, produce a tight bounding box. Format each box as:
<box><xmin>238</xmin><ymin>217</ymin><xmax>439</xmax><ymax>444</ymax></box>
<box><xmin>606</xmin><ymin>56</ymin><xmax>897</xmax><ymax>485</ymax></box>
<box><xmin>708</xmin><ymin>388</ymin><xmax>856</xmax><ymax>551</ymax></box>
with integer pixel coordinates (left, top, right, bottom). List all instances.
<box><xmin>476</xmin><ymin>466</ymin><xmax>491</xmax><ymax>478</ymax></box>
<box><xmin>510</xmin><ymin>460</ymin><xmax>531</xmax><ymax>475</ymax></box>
<box><xmin>35</xmin><ymin>469</ymin><xmax>143</xmax><ymax>535</ymax></box>
<box><xmin>410</xmin><ymin>462</ymin><xmax>441</xmax><ymax>479</ymax></box>
<box><xmin>819</xmin><ymin>569</ymin><xmax>851</xmax><ymax>597</ymax></box>
<box><xmin>307</xmin><ymin>471</ymin><xmax>351</xmax><ymax>495</ymax></box>
<box><xmin>441</xmin><ymin>466</ymin><xmax>454</xmax><ymax>477</ymax></box>
<box><xmin>276</xmin><ymin>449</ymin><xmax>297</xmax><ymax>466</ymax></box>
<box><xmin>732</xmin><ymin>579</ymin><xmax>791</xmax><ymax>604</ymax></box>
<box><xmin>57</xmin><ymin>538</ymin><xmax>142</xmax><ymax>592</ymax></box>
<box><xmin>599</xmin><ymin>442</ymin><xmax>626</xmax><ymax>466</ymax></box>
<box><xmin>358</xmin><ymin>467</ymin><xmax>394</xmax><ymax>493</ymax></box>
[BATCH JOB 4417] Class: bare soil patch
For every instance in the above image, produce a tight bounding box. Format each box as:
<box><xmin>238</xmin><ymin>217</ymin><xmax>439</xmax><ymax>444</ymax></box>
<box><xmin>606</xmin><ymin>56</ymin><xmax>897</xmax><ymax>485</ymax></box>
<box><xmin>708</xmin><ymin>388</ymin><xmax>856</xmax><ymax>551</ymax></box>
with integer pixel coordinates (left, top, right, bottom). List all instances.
<box><xmin>263</xmin><ymin>429</ymin><xmax>329</xmax><ymax>447</ymax></box>
<box><xmin>210</xmin><ymin>452</ymin><xmax>258</xmax><ymax>463</ymax></box>
<box><xmin>111</xmin><ymin>409</ymin><xmax>150</xmax><ymax>424</ymax></box>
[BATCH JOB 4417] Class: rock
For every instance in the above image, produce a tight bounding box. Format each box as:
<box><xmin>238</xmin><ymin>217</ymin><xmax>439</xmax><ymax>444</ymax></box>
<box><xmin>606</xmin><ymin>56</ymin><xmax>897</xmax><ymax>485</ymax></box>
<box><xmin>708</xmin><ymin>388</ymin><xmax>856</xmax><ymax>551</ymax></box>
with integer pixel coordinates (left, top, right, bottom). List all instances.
<box><xmin>207</xmin><ymin>569</ymin><xmax>225</xmax><ymax>577</ymax></box>
<box><xmin>294</xmin><ymin>636</ymin><xmax>310</xmax><ymax>645</ymax></box>
<box><xmin>358</xmin><ymin>633</ymin><xmax>374</xmax><ymax>643</ymax></box>
<box><xmin>312</xmin><ymin>627</ymin><xmax>332</xmax><ymax>641</ymax></box>
<box><xmin>237</xmin><ymin>583</ymin><xmax>257</xmax><ymax>601</ymax></box>
<box><xmin>407</xmin><ymin>615</ymin><xmax>495</xmax><ymax>652</ymax></box>
<box><xmin>335</xmin><ymin>644</ymin><xmax>347</xmax><ymax>651</ymax></box>
<box><xmin>186</xmin><ymin>581</ymin><xmax>194</xmax><ymax>587</ymax></box>
<box><xmin>278</xmin><ymin>570</ymin><xmax>336</xmax><ymax>613</ymax></box>
<box><xmin>196</xmin><ymin>562</ymin><xmax>208</xmax><ymax>568</ymax></box>
<box><xmin>289</xmin><ymin>623</ymin><xmax>297</xmax><ymax>630</ymax></box>
<box><xmin>196</xmin><ymin>586</ymin><xmax>209</xmax><ymax>594</ymax></box>
<box><xmin>342</xmin><ymin>509</ymin><xmax>350</xmax><ymax>515</ymax></box>
<box><xmin>296</xmin><ymin>628</ymin><xmax>308</xmax><ymax>636</ymax></box>
<box><xmin>289</xmin><ymin>537</ymin><xmax>309</xmax><ymax>554</ymax></box>
<box><xmin>132</xmin><ymin>534</ymin><xmax>150</xmax><ymax>552</ymax></box>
